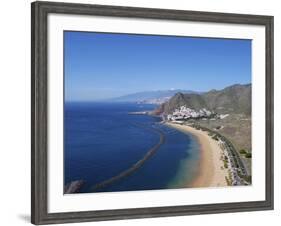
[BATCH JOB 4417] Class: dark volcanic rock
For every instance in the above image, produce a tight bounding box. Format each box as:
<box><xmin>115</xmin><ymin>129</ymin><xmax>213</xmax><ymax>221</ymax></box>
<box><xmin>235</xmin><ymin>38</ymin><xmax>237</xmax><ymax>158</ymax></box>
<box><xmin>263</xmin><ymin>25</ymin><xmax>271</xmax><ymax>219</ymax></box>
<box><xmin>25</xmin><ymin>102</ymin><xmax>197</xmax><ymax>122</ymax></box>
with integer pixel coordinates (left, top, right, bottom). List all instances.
<box><xmin>64</xmin><ymin>180</ymin><xmax>85</xmax><ymax>194</ymax></box>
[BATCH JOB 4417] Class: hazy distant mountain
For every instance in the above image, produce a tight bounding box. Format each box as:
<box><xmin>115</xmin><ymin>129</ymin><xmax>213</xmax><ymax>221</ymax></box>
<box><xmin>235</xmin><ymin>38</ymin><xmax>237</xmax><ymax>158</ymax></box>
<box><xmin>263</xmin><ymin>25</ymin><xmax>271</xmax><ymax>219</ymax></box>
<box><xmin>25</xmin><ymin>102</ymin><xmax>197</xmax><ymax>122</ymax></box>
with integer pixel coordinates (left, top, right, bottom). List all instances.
<box><xmin>158</xmin><ymin>84</ymin><xmax>251</xmax><ymax>115</ymax></box>
<box><xmin>109</xmin><ymin>89</ymin><xmax>200</xmax><ymax>103</ymax></box>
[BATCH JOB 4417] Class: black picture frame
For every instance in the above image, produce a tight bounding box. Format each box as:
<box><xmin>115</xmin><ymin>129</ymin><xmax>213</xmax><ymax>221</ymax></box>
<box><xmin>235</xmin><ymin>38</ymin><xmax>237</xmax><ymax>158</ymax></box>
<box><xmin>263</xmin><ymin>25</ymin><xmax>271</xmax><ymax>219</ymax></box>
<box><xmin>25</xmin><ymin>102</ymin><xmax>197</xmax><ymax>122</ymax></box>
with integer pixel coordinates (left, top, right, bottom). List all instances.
<box><xmin>31</xmin><ymin>1</ymin><xmax>274</xmax><ymax>225</ymax></box>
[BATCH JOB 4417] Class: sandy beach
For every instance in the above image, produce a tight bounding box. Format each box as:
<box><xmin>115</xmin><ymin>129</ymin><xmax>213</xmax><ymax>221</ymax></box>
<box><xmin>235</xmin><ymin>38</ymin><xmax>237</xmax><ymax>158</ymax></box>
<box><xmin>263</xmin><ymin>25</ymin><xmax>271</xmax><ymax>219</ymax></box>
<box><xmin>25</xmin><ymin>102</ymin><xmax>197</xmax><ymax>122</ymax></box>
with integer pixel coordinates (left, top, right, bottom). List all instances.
<box><xmin>165</xmin><ymin>122</ymin><xmax>228</xmax><ymax>188</ymax></box>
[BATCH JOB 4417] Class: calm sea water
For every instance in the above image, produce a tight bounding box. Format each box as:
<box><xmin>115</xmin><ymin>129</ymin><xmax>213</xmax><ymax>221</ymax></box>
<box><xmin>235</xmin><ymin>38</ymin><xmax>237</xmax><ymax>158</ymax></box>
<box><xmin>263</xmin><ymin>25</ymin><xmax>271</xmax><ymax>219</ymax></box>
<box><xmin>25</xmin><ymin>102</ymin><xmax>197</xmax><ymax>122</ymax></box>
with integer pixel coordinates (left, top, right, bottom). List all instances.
<box><xmin>64</xmin><ymin>102</ymin><xmax>200</xmax><ymax>193</ymax></box>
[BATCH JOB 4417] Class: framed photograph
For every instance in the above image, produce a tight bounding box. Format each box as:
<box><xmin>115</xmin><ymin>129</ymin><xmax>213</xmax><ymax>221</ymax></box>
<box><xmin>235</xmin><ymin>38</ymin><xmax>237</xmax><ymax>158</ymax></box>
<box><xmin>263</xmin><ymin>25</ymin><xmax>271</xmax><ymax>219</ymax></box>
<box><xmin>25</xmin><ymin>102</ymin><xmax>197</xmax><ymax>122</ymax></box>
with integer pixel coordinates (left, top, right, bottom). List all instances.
<box><xmin>31</xmin><ymin>1</ymin><xmax>274</xmax><ymax>224</ymax></box>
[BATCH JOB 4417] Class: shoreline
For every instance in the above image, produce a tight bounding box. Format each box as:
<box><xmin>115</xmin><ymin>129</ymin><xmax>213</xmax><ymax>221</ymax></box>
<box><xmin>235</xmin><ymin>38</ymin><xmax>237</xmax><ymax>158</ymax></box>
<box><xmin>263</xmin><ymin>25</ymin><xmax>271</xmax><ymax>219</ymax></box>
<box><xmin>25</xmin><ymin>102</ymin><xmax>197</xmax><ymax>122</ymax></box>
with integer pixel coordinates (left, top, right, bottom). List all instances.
<box><xmin>165</xmin><ymin>122</ymin><xmax>228</xmax><ymax>188</ymax></box>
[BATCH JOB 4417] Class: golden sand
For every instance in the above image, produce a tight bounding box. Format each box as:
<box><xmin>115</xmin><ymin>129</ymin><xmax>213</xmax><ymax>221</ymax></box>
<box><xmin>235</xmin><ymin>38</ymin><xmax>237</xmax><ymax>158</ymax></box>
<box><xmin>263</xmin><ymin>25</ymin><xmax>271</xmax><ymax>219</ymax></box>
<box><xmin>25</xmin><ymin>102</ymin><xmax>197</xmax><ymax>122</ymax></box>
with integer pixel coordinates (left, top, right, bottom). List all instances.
<box><xmin>165</xmin><ymin>122</ymin><xmax>228</xmax><ymax>188</ymax></box>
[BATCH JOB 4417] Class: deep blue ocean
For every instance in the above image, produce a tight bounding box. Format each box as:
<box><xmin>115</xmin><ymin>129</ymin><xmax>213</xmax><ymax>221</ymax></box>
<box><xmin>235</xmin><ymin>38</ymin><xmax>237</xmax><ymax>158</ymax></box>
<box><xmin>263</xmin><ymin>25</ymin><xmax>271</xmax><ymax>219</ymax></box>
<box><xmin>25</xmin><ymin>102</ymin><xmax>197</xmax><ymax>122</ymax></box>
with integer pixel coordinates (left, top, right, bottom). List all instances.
<box><xmin>64</xmin><ymin>102</ymin><xmax>200</xmax><ymax>193</ymax></box>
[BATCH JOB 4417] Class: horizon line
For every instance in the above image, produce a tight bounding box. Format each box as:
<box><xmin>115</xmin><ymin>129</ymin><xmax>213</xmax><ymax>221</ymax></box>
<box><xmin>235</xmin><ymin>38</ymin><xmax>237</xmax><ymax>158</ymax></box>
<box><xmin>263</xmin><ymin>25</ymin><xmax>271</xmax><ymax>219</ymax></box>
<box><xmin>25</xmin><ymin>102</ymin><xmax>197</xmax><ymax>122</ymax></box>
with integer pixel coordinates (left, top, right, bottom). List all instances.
<box><xmin>65</xmin><ymin>82</ymin><xmax>251</xmax><ymax>103</ymax></box>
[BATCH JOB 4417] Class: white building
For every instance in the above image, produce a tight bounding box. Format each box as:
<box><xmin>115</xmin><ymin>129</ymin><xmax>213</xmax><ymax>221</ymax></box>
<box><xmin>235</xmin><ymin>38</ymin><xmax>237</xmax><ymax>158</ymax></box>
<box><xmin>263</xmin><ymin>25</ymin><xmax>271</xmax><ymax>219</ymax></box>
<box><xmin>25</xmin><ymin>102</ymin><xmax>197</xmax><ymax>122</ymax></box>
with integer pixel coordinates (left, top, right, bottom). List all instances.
<box><xmin>167</xmin><ymin>106</ymin><xmax>214</xmax><ymax>121</ymax></box>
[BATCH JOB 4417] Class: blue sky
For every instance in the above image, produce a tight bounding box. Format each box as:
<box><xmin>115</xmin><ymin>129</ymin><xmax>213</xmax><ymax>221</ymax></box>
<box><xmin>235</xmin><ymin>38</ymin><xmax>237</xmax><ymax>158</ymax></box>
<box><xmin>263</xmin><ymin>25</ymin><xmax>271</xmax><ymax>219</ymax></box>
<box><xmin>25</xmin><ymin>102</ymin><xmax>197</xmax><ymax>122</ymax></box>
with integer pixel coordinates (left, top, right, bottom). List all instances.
<box><xmin>64</xmin><ymin>31</ymin><xmax>251</xmax><ymax>101</ymax></box>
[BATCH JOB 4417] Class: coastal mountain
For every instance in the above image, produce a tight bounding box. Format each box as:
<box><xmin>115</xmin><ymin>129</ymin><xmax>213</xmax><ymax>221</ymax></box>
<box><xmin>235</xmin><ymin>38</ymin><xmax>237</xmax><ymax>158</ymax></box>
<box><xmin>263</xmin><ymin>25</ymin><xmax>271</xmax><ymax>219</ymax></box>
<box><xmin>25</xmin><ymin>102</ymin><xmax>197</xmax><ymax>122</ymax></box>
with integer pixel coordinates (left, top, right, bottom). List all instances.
<box><xmin>158</xmin><ymin>84</ymin><xmax>251</xmax><ymax>115</ymax></box>
<box><xmin>109</xmin><ymin>89</ymin><xmax>199</xmax><ymax>103</ymax></box>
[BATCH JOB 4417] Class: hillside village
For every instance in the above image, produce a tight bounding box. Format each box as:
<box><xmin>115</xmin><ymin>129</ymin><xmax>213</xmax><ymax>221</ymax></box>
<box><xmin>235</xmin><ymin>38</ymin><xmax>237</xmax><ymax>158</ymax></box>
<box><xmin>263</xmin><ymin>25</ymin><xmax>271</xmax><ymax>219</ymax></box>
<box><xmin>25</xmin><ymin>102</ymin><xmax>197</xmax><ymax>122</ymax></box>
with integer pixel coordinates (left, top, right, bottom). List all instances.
<box><xmin>166</xmin><ymin>106</ymin><xmax>229</xmax><ymax>122</ymax></box>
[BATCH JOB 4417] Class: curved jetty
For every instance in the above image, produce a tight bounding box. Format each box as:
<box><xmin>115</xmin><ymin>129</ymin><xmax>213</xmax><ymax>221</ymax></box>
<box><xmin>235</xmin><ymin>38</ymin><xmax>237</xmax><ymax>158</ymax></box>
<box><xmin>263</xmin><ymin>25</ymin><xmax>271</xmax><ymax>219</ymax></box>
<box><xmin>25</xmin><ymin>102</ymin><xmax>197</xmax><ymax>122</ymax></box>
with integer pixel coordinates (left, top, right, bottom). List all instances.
<box><xmin>128</xmin><ymin>111</ymin><xmax>148</xmax><ymax>115</ymax></box>
<box><xmin>91</xmin><ymin>124</ymin><xmax>165</xmax><ymax>191</ymax></box>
